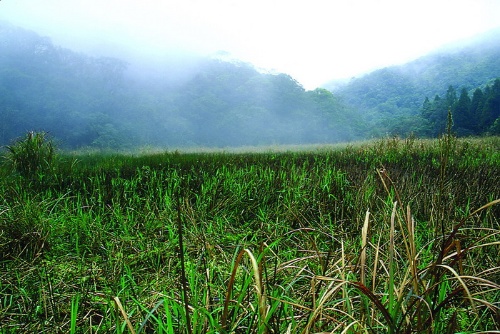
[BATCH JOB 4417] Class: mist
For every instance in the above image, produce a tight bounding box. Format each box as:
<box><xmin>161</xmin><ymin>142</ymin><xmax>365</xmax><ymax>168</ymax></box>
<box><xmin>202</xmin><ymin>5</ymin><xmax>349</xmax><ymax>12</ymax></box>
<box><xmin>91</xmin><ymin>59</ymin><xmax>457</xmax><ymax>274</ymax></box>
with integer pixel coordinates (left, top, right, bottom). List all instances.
<box><xmin>0</xmin><ymin>21</ymin><xmax>367</xmax><ymax>149</ymax></box>
<box><xmin>2</xmin><ymin>0</ymin><xmax>500</xmax><ymax>89</ymax></box>
<box><xmin>1</xmin><ymin>0</ymin><xmax>500</xmax><ymax>149</ymax></box>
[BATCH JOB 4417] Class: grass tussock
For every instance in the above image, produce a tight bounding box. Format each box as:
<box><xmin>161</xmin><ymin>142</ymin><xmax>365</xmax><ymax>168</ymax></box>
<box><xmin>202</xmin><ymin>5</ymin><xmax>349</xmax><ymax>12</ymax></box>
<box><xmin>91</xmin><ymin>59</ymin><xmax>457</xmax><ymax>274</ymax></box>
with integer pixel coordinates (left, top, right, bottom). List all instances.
<box><xmin>0</xmin><ymin>135</ymin><xmax>499</xmax><ymax>333</ymax></box>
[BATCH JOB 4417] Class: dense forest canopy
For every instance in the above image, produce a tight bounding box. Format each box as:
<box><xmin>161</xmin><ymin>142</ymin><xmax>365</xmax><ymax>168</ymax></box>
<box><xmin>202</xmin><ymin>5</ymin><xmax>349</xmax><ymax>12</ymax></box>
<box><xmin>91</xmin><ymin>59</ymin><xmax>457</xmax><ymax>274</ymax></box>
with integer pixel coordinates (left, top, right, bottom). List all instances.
<box><xmin>420</xmin><ymin>80</ymin><xmax>500</xmax><ymax>136</ymax></box>
<box><xmin>1</xmin><ymin>21</ymin><xmax>500</xmax><ymax>149</ymax></box>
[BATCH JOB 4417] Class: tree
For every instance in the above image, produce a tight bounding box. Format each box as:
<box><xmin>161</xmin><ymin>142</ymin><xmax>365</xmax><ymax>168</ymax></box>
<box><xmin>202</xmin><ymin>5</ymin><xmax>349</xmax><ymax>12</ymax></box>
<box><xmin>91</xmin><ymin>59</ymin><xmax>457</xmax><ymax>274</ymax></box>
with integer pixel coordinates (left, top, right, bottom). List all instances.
<box><xmin>453</xmin><ymin>88</ymin><xmax>471</xmax><ymax>135</ymax></box>
<box><xmin>445</xmin><ymin>85</ymin><xmax>457</xmax><ymax>110</ymax></box>
<box><xmin>489</xmin><ymin>117</ymin><xmax>500</xmax><ymax>135</ymax></box>
<box><xmin>481</xmin><ymin>79</ymin><xmax>500</xmax><ymax>130</ymax></box>
<box><xmin>429</xmin><ymin>94</ymin><xmax>448</xmax><ymax>136</ymax></box>
<box><xmin>469</xmin><ymin>88</ymin><xmax>484</xmax><ymax>134</ymax></box>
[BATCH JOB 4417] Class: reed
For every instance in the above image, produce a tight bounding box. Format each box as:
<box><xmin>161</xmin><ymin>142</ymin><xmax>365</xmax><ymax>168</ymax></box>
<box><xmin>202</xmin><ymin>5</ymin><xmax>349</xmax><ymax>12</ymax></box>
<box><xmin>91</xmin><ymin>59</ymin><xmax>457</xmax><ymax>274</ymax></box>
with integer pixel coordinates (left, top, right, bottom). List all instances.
<box><xmin>0</xmin><ymin>136</ymin><xmax>498</xmax><ymax>332</ymax></box>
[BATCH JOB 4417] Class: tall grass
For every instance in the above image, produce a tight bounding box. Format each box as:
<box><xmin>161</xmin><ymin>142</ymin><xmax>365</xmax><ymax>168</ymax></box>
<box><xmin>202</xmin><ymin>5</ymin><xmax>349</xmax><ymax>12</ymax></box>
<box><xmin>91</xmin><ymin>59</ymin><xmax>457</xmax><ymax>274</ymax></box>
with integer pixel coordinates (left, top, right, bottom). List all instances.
<box><xmin>4</xmin><ymin>131</ymin><xmax>55</xmax><ymax>184</ymax></box>
<box><xmin>0</xmin><ymin>136</ymin><xmax>498</xmax><ymax>332</ymax></box>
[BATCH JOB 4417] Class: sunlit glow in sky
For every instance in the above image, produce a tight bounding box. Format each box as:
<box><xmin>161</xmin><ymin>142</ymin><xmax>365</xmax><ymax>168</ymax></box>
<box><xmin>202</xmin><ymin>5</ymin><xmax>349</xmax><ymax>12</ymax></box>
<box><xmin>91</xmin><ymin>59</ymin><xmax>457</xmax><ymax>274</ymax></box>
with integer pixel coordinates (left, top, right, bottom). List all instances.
<box><xmin>1</xmin><ymin>0</ymin><xmax>500</xmax><ymax>89</ymax></box>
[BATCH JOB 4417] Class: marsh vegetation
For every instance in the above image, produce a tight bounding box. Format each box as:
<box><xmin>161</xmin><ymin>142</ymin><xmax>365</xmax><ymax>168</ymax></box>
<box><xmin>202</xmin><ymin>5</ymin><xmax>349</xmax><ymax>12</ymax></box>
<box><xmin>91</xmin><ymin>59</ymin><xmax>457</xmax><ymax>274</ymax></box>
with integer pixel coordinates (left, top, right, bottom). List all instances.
<box><xmin>1</xmin><ymin>135</ymin><xmax>499</xmax><ymax>333</ymax></box>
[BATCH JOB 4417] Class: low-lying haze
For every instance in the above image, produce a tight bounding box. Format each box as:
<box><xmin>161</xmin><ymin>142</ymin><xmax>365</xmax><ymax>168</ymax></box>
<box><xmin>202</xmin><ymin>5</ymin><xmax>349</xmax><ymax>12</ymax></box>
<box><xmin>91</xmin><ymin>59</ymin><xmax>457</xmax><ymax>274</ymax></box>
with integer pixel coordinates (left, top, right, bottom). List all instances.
<box><xmin>1</xmin><ymin>0</ymin><xmax>500</xmax><ymax>89</ymax></box>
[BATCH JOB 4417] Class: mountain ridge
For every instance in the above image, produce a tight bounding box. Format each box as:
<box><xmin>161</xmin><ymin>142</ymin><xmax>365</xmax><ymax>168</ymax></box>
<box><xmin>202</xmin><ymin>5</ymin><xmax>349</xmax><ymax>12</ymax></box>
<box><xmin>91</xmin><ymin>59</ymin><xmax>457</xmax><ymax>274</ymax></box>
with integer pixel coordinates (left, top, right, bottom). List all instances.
<box><xmin>324</xmin><ymin>27</ymin><xmax>500</xmax><ymax>115</ymax></box>
<box><xmin>0</xmin><ymin>21</ymin><xmax>365</xmax><ymax>148</ymax></box>
<box><xmin>1</xmin><ymin>21</ymin><xmax>499</xmax><ymax>149</ymax></box>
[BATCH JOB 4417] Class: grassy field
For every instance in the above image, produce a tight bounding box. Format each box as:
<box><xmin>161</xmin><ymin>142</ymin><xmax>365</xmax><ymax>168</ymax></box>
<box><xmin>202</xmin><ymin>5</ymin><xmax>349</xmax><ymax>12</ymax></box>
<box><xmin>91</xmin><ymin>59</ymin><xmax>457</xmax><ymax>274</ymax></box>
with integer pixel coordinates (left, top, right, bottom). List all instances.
<box><xmin>1</xmin><ymin>135</ymin><xmax>499</xmax><ymax>333</ymax></box>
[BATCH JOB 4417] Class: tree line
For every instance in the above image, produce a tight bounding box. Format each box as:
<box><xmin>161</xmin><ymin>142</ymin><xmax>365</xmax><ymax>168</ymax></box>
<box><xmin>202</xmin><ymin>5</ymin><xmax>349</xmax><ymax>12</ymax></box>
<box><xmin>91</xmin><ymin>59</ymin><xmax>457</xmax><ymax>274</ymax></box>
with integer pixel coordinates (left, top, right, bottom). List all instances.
<box><xmin>421</xmin><ymin>79</ymin><xmax>500</xmax><ymax>136</ymax></box>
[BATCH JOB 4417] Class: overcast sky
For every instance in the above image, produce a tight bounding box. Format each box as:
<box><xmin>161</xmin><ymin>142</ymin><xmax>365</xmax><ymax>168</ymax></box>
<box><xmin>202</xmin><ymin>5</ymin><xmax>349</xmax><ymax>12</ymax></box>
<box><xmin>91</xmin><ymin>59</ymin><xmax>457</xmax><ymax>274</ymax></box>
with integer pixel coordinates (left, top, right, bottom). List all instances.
<box><xmin>1</xmin><ymin>0</ymin><xmax>500</xmax><ymax>89</ymax></box>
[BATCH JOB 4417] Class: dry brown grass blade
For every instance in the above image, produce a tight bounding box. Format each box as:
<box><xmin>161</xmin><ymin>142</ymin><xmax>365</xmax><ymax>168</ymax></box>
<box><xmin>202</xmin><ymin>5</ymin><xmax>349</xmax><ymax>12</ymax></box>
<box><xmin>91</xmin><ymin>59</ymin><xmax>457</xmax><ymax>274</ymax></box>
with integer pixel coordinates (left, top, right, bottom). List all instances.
<box><xmin>370</xmin><ymin>232</ymin><xmax>384</xmax><ymax>325</ymax></box>
<box><xmin>406</xmin><ymin>205</ymin><xmax>419</xmax><ymax>295</ymax></box>
<box><xmin>388</xmin><ymin>201</ymin><xmax>397</xmax><ymax>323</ymax></box>
<box><xmin>372</xmin><ymin>232</ymin><xmax>383</xmax><ymax>292</ymax></box>
<box><xmin>449</xmin><ymin>241</ymin><xmax>500</xmax><ymax>261</ymax></box>
<box><xmin>469</xmin><ymin>198</ymin><xmax>500</xmax><ymax>216</ymax></box>
<box><xmin>377</xmin><ymin>167</ymin><xmax>411</xmax><ymax>263</ymax></box>
<box><xmin>360</xmin><ymin>209</ymin><xmax>369</xmax><ymax>287</ymax></box>
<box><xmin>340</xmin><ymin>320</ymin><xmax>362</xmax><ymax>334</ymax></box>
<box><xmin>436</xmin><ymin>264</ymin><xmax>476</xmax><ymax>312</ymax></box>
<box><xmin>113</xmin><ymin>296</ymin><xmax>136</xmax><ymax>334</ymax></box>
<box><xmin>311</xmin><ymin>276</ymin><xmax>317</xmax><ymax>320</ymax></box>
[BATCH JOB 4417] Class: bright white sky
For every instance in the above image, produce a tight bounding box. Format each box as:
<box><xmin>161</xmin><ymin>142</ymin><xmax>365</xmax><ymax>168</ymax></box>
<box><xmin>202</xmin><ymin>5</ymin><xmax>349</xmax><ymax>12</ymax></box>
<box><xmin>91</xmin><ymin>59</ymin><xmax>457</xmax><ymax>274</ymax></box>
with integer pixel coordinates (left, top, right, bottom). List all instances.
<box><xmin>1</xmin><ymin>0</ymin><xmax>500</xmax><ymax>89</ymax></box>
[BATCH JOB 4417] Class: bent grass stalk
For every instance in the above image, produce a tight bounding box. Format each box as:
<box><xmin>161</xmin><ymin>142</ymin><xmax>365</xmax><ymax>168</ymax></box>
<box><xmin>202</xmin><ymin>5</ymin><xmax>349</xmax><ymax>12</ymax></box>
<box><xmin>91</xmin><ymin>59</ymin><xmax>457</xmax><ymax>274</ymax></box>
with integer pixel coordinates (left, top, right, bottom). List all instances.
<box><xmin>222</xmin><ymin>248</ymin><xmax>267</xmax><ymax>333</ymax></box>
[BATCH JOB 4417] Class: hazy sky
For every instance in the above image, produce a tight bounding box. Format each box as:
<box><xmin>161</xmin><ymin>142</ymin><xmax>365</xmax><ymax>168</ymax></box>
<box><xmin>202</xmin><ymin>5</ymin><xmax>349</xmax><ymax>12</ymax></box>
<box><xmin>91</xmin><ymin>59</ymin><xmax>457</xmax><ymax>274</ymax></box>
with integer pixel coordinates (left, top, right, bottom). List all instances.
<box><xmin>1</xmin><ymin>0</ymin><xmax>500</xmax><ymax>89</ymax></box>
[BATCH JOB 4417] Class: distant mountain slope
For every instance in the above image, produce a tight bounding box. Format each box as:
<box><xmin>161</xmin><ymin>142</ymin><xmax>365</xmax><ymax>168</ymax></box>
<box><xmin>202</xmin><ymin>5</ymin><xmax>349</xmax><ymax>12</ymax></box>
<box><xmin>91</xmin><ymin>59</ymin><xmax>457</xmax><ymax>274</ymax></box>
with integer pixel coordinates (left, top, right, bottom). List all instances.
<box><xmin>0</xmin><ymin>22</ymin><xmax>364</xmax><ymax>149</ymax></box>
<box><xmin>326</xmin><ymin>28</ymin><xmax>500</xmax><ymax>116</ymax></box>
<box><xmin>0</xmin><ymin>21</ymin><xmax>128</xmax><ymax>147</ymax></box>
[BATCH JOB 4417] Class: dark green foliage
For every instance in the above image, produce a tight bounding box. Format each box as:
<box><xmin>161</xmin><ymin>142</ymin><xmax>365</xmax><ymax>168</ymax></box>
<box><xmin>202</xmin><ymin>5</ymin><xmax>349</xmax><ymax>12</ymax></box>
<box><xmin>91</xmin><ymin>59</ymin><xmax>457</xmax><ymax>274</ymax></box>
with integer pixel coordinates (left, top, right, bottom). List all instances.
<box><xmin>169</xmin><ymin>62</ymin><xmax>363</xmax><ymax>146</ymax></box>
<box><xmin>453</xmin><ymin>88</ymin><xmax>472</xmax><ymax>134</ymax></box>
<box><xmin>329</xmin><ymin>28</ymin><xmax>500</xmax><ymax>112</ymax></box>
<box><xmin>482</xmin><ymin>78</ymin><xmax>500</xmax><ymax>130</ymax></box>
<box><xmin>419</xmin><ymin>79</ymin><xmax>500</xmax><ymax>136</ymax></box>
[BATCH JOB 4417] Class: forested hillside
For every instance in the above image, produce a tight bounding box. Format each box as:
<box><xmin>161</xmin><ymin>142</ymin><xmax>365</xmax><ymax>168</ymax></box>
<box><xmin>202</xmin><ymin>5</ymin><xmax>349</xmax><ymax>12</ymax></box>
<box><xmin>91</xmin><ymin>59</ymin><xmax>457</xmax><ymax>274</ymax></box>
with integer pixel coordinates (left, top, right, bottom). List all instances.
<box><xmin>0</xmin><ymin>22</ymin><xmax>129</xmax><ymax>148</ymax></box>
<box><xmin>2</xmin><ymin>21</ymin><xmax>499</xmax><ymax>149</ymax></box>
<box><xmin>327</xmin><ymin>28</ymin><xmax>500</xmax><ymax>137</ymax></box>
<box><xmin>0</xmin><ymin>22</ymin><xmax>364</xmax><ymax>149</ymax></box>
<box><xmin>421</xmin><ymin>79</ymin><xmax>500</xmax><ymax>136</ymax></box>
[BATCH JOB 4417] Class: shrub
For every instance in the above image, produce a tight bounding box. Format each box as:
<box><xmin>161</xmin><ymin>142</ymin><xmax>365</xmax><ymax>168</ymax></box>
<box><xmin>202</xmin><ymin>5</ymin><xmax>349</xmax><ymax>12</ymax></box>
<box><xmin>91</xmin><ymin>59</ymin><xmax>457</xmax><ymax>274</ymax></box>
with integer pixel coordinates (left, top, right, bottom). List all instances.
<box><xmin>5</xmin><ymin>131</ymin><xmax>56</xmax><ymax>179</ymax></box>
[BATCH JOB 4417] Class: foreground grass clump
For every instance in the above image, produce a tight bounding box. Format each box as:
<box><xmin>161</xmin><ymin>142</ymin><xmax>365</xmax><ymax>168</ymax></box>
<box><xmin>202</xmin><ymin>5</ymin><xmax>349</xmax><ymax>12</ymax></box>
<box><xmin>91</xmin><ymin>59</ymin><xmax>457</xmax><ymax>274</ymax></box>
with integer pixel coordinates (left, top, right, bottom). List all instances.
<box><xmin>4</xmin><ymin>131</ymin><xmax>55</xmax><ymax>181</ymax></box>
<box><xmin>0</xmin><ymin>136</ymin><xmax>499</xmax><ymax>333</ymax></box>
